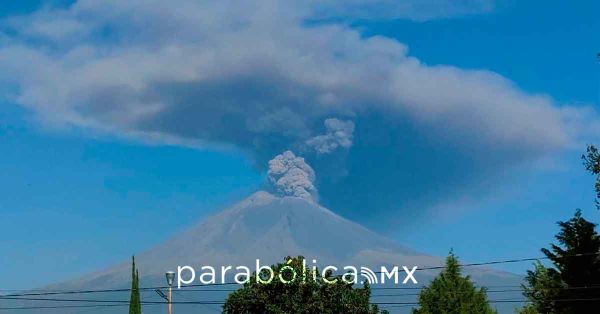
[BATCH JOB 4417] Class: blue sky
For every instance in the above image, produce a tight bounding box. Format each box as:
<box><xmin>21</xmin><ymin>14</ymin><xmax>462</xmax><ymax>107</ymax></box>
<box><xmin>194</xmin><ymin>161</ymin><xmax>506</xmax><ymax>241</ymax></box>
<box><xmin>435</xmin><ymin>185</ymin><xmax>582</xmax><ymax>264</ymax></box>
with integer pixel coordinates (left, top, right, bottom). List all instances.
<box><xmin>0</xmin><ymin>0</ymin><xmax>599</xmax><ymax>290</ymax></box>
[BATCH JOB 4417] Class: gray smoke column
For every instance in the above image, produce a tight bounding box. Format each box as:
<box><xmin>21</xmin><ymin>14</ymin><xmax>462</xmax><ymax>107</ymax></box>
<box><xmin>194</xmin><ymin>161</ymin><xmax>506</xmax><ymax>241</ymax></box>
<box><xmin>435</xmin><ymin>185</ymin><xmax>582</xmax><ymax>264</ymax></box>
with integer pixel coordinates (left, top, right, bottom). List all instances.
<box><xmin>306</xmin><ymin>118</ymin><xmax>355</xmax><ymax>154</ymax></box>
<box><xmin>267</xmin><ymin>151</ymin><xmax>317</xmax><ymax>200</ymax></box>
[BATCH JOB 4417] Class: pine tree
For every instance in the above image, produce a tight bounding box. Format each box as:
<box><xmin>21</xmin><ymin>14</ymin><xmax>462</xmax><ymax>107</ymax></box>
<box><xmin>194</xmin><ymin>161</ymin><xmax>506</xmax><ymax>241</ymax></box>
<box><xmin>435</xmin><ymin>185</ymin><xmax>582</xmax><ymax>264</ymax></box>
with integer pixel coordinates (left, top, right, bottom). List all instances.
<box><xmin>412</xmin><ymin>252</ymin><xmax>496</xmax><ymax>314</ymax></box>
<box><xmin>519</xmin><ymin>209</ymin><xmax>600</xmax><ymax>313</ymax></box>
<box><xmin>519</xmin><ymin>262</ymin><xmax>565</xmax><ymax>314</ymax></box>
<box><xmin>538</xmin><ymin>210</ymin><xmax>600</xmax><ymax>313</ymax></box>
<box><xmin>519</xmin><ymin>146</ymin><xmax>600</xmax><ymax>313</ymax></box>
<box><xmin>129</xmin><ymin>256</ymin><xmax>142</xmax><ymax>314</ymax></box>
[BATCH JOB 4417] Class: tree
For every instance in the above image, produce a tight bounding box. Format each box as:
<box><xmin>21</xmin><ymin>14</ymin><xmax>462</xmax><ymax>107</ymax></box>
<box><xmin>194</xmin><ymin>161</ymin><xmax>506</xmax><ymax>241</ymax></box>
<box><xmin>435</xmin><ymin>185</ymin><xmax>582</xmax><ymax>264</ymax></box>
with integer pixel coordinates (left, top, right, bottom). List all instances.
<box><xmin>412</xmin><ymin>252</ymin><xmax>496</xmax><ymax>314</ymax></box>
<box><xmin>222</xmin><ymin>256</ymin><xmax>388</xmax><ymax>314</ymax></box>
<box><xmin>518</xmin><ymin>262</ymin><xmax>565</xmax><ymax>314</ymax></box>
<box><xmin>517</xmin><ymin>304</ymin><xmax>541</xmax><ymax>314</ymax></box>
<box><xmin>519</xmin><ymin>210</ymin><xmax>600</xmax><ymax>313</ymax></box>
<box><xmin>129</xmin><ymin>256</ymin><xmax>142</xmax><ymax>314</ymax></box>
<box><xmin>542</xmin><ymin>210</ymin><xmax>600</xmax><ymax>313</ymax></box>
<box><xmin>518</xmin><ymin>146</ymin><xmax>600</xmax><ymax>313</ymax></box>
<box><xmin>582</xmin><ymin>144</ymin><xmax>600</xmax><ymax>209</ymax></box>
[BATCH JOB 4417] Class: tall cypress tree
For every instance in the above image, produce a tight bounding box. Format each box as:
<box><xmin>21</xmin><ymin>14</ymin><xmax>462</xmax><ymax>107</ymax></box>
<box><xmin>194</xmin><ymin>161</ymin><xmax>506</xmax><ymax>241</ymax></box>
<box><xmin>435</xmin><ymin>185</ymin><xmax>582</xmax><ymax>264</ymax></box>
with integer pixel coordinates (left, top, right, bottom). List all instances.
<box><xmin>135</xmin><ymin>269</ymin><xmax>141</xmax><ymax>313</ymax></box>
<box><xmin>128</xmin><ymin>256</ymin><xmax>142</xmax><ymax>314</ymax></box>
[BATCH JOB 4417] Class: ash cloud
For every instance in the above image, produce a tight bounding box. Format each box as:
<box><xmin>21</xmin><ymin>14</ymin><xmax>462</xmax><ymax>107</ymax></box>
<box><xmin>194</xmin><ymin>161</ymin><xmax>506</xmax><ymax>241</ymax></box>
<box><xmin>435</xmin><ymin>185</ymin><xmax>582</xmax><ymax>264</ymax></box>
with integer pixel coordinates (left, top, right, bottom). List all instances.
<box><xmin>0</xmin><ymin>0</ymin><xmax>598</xmax><ymax>222</ymax></box>
<box><xmin>306</xmin><ymin>118</ymin><xmax>355</xmax><ymax>154</ymax></box>
<box><xmin>267</xmin><ymin>151</ymin><xmax>317</xmax><ymax>200</ymax></box>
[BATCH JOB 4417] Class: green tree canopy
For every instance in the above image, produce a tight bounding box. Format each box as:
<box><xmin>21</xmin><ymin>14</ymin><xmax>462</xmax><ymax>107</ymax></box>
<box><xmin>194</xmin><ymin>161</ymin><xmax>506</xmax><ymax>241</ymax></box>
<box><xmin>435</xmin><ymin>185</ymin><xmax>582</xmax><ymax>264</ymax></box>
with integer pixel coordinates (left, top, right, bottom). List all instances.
<box><xmin>412</xmin><ymin>252</ymin><xmax>496</xmax><ymax>314</ymax></box>
<box><xmin>222</xmin><ymin>256</ymin><xmax>388</xmax><ymax>314</ymax></box>
<box><xmin>521</xmin><ymin>209</ymin><xmax>600</xmax><ymax>313</ymax></box>
<box><xmin>519</xmin><ymin>261</ymin><xmax>565</xmax><ymax>314</ymax></box>
<box><xmin>519</xmin><ymin>146</ymin><xmax>600</xmax><ymax>313</ymax></box>
<box><xmin>582</xmin><ymin>144</ymin><xmax>600</xmax><ymax>208</ymax></box>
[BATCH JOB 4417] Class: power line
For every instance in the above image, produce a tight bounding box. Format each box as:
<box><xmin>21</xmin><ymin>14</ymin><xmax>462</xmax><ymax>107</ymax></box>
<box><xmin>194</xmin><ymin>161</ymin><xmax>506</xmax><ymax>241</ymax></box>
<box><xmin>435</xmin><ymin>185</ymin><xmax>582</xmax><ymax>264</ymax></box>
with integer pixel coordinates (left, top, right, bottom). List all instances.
<box><xmin>371</xmin><ymin>286</ymin><xmax>600</xmax><ymax>297</ymax></box>
<box><xmin>0</xmin><ymin>286</ymin><xmax>239</xmax><ymax>298</ymax></box>
<box><xmin>5</xmin><ymin>285</ymin><xmax>600</xmax><ymax>305</ymax></box>
<box><xmin>0</xmin><ymin>302</ymin><xmax>222</xmax><ymax>311</ymax></box>
<box><xmin>2</xmin><ymin>251</ymin><xmax>598</xmax><ymax>299</ymax></box>
<box><xmin>3</xmin><ymin>297</ymin><xmax>600</xmax><ymax>311</ymax></box>
<box><xmin>415</xmin><ymin>252</ymin><xmax>600</xmax><ymax>271</ymax></box>
<box><xmin>173</xmin><ymin>289</ymin><xmax>222</xmax><ymax>312</ymax></box>
<box><xmin>376</xmin><ymin>297</ymin><xmax>600</xmax><ymax>306</ymax></box>
<box><xmin>0</xmin><ymin>296</ymin><xmax>224</xmax><ymax>305</ymax></box>
<box><xmin>3</xmin><ymin>281</ymin><xmax>599</xmax><ymax>298</ymax></box>
<box><xmin>372</xmin><ymin>289</ymin><xmax>520</xmax><ymax>297</ymax></box>
<box><xmin>371</xmin><ymin>284</ymin><xmax>600</xmax><ymax>290</ymax></box>
<box><xmin>0</xmin><ymin>282</ymin><xmax>240</xmax><ymax>294</ymax></box>
<box><xmin>0</xmin><ymin>304</ymin><xmax>127</xmax><ymax>311</ymax></box>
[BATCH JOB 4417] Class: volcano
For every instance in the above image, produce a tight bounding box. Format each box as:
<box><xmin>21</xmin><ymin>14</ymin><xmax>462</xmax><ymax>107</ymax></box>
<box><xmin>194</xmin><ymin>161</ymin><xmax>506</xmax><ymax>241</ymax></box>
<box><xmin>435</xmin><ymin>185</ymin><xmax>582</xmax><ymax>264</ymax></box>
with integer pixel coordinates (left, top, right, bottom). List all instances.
<box><xmin>15</xmin><ymin>192</ymin><xmax>522</xmax><ymax>313</ymax></box>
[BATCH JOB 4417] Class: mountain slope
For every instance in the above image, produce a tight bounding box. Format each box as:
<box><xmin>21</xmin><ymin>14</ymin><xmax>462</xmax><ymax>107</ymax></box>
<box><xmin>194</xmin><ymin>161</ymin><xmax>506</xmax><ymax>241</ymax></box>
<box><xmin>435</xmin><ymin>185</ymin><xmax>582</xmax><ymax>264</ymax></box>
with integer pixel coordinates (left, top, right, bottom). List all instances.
<box><xmin>17</xmin><ymin>192</ymin><xmax>522</xmax><ymax>313</ymax></box>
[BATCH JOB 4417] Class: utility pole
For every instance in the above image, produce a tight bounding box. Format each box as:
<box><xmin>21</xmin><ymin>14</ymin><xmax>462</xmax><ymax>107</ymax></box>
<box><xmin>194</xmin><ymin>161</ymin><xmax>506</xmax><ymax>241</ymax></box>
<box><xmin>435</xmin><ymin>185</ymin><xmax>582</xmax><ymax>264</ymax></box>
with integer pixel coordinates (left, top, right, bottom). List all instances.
<box><xmin>169</xmin><ymin>286</ymin><xmax>172</xmax><ymax>314</ymax></box>
<box><xmin>166</xmin><ymin>271</ymin><xmax>175</xmax><ymax>314</ymax></box>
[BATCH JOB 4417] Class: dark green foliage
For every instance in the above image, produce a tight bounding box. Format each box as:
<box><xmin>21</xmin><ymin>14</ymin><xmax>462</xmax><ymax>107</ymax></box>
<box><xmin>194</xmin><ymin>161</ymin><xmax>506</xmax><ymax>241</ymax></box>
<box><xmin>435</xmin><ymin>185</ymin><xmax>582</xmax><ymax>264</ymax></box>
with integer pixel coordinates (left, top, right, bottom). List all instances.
<box><xmin>582</xmin><ymin>144</ymin><xmax>600</xmax><ymax>209</ymax></box>
<box><xmin>520</xmin><ymin>210</ymin><xmax>600</xmax><ymax>313</ymax></box>
<box><xmin>517</xmin><ymin>304</ymin><xmax>540</xmax><ymax>314</ymax></box>
<box><xmin>518</xmin><ymin>146</ymin><xmax>600</xmax><ymax>313</ymax></box>
<box><xmin>519</xmin><ymin>262</ymin><xmax>565</xmax><ymax>314</ymax></box>
<box><xmin>129</xmin><ymin>256</ymin><xmax>142</xmax><ymax>314</ymax></box>
<box><xmin>222</xmin><ymin>256</ymin><xmax>388</xmax><ymax>314</ymax></box>
<box><xmin>412</xmin><ymin>253</ymin><xmax>496</xmax><ymax>314</ymax></box>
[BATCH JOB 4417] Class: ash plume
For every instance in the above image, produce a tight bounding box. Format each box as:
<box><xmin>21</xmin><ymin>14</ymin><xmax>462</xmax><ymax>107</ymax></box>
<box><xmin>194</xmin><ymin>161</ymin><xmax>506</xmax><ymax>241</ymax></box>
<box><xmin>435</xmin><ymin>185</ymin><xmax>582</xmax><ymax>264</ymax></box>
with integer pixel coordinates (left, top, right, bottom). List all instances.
<box><xmin>267</xmin><ymin>151</ymin><xmax>317</xmax><ymax>200</ymax></box>
<box><xmin>306</xmin><ymin>118</ymin><xmax>355</xmax><ymax>154</ymax></box>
